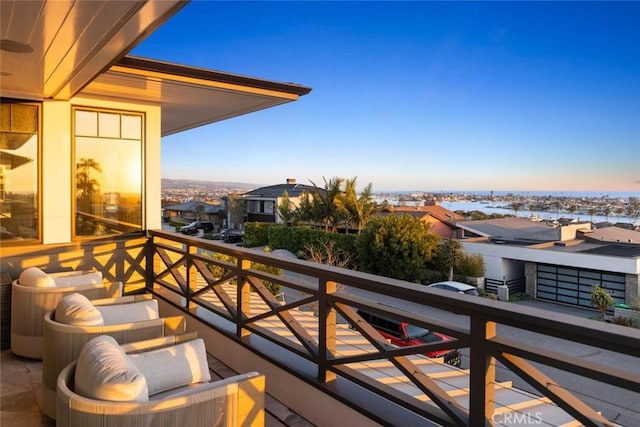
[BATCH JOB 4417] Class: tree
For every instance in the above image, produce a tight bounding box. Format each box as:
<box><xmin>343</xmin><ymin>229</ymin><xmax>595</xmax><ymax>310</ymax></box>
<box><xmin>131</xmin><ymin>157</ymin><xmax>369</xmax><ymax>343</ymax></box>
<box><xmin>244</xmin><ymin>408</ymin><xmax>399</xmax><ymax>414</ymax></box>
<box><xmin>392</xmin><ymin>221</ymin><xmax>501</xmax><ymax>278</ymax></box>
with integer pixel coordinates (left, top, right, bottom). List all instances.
<box><xmin>356</xmin><ymin>214</ymin><xmax>439</xmax><ymax>283</ymax></box>
<box><xmin>195</xmin><ymin>203</ymin><xmax>204</xmax><ymax>221</ymax></box>
<box><xmin>439</xmin><ymin>238</ymin><xmax>463</xmax><ymax>281</ymax></box>
<box><xmin>603</xmin><ymin>205</ymin><xmax>611</xmax><ymax>223</ymax></box>
<box><xmin>313</xmin><ymin>176</ymin><xmax>344</xmax><ymax>232</ymax></box>
<box><xmin>510</xmin><ymin>202</ymin><xmax>522</xmax><ymax>217</ymax></box>
<box><xmin>227</xmin><ymin>192</ymin><xmax>246</xmax><ymax>229</ymax></box>
<box><xmin>76</xmin><ymin>158</ymin><xmax>102</xmax><ymax>234</ymax></box>
<box><xmin>590</xmin><ymin>285</ymin><xmax>614</xmax><ymax>321</ymax></box>
<box><xmin>334</xmin><ymin>177</ymin><xmax>378</xmax><ymax>234</ymax></box>
<box><xmin>277</xmin><ymin>190</ymin><xmax>295</xmax><ymax>225</ymax></box>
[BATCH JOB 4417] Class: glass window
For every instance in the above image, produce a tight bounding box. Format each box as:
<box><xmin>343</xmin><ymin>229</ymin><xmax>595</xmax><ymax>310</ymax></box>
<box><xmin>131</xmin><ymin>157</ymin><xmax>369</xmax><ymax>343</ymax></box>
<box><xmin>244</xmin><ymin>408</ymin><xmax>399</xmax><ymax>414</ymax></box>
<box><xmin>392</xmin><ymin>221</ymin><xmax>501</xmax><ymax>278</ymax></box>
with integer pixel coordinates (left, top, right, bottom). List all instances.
<box><xmin>0</xmin><ymin>100</ymin><xmax>39</xmax><ymax>243</ymax></box>
<box><xmin>74</xmin><ymin>108</ymin><xmax>143</xmax><ymax>238</ymax></box>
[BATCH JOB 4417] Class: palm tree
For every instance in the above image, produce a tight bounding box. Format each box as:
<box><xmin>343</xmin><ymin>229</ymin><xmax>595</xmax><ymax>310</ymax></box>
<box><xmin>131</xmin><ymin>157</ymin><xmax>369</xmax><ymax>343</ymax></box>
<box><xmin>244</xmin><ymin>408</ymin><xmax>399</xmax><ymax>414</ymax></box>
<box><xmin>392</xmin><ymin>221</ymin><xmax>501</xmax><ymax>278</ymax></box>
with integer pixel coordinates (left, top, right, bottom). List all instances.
<box><xmin>309</xmin><ymin>177</ymin><xmax>343</xmax><ymax>232</ymax></box>
<box><xmin>511</xmin><ymin>202</ymin><xmax>522</xmax><ymax>217</ymax></box>
<box><xmin>603</xmin><ymin>205</ymin><xmax>611</xmax><ymax>223</ymax></box>
<box><xmin>588</xmin><ymin>207</ymin><xmax>597</xmax><ymax>224</ymax></box>
<box><xmin>76</xmin><ymin>158</ymin><xmax>102</xmax><ymax>213</ymax></box>
<box><xmin>334</xmin><ymin>178</ymin><xmax>357</xmax><ymax>233</ymax></box>
<box><xmin>440</xmin><ymin>238</ymin><xmax>462</xmax><ymax>281</ymax></box>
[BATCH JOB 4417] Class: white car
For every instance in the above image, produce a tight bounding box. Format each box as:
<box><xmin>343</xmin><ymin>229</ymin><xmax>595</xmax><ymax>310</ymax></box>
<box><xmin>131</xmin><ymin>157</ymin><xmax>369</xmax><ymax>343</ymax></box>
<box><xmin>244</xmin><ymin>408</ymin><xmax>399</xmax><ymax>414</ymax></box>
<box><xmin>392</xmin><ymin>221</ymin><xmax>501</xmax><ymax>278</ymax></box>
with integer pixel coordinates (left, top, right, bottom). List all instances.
<box><xmin>428</xmin><ymin>281</ymin><xmax>479</xmax><ymax>296</ymax></box>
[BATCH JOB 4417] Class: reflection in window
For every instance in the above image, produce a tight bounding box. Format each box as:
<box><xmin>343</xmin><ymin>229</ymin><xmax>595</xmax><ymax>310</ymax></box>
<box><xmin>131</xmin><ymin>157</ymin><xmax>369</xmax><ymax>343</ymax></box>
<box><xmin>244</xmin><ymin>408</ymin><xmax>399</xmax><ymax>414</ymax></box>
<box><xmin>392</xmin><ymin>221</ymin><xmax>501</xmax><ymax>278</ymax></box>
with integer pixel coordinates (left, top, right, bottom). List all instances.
<box><xmin>0</xmin><ymin>100</ymin><xmax>39</xmax><ymax>243</ymax></box>
<box><xmin>74</xmin><ymin>109</ymin><xmax>143</xmax><ymax>237</ymax></box>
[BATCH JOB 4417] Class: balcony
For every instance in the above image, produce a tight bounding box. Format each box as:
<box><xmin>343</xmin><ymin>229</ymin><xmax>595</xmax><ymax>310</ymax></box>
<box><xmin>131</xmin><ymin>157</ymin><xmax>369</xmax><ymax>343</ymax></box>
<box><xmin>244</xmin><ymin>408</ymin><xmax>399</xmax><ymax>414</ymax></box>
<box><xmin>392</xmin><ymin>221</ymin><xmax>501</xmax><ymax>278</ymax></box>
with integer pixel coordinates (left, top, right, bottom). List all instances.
<box><xmin>2</xmin><ymin>229</ymin><xmax>639</xmax><ymax>426</ymax></box>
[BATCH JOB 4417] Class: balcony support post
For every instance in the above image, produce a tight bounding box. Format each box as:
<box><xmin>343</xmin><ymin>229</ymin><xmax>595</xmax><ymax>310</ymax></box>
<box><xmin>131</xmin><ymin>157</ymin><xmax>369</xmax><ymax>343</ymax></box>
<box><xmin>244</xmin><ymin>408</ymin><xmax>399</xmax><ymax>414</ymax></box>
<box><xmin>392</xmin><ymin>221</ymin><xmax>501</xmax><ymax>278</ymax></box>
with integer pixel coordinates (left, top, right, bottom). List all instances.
<box><xmin>237</xmin><ymin>257</ymin><xmax>251</xmax><ymax>339</ymax></box>
<box><xmin>469</xmin><ymin>316</ymin><xmax>496</xmax><ymax>426</ymax></box>
<box><xmin>317</xmin><ymin>278</ymin><xmax>337</xmax><ymax>383</ymax></box>
<box><xmin>145</xmin><ymin>235</ymin><xmax>154</xmax><ymax>293</ymax></box>
<box><xmin>186</xmin><ymin>244</ymin><xmax>198</xmax><ymax>306</ymax></box>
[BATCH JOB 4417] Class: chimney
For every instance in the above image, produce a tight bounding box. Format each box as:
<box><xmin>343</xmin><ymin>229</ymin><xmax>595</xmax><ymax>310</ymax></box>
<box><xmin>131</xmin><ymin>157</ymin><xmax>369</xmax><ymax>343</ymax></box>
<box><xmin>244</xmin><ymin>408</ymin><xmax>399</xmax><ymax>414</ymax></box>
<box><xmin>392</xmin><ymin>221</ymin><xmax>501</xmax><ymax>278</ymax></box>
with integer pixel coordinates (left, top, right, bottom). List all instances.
<box><xmin>286</xmin><ymin>178</ymin><xmax>296</xmax><ymax>184</ymax></box>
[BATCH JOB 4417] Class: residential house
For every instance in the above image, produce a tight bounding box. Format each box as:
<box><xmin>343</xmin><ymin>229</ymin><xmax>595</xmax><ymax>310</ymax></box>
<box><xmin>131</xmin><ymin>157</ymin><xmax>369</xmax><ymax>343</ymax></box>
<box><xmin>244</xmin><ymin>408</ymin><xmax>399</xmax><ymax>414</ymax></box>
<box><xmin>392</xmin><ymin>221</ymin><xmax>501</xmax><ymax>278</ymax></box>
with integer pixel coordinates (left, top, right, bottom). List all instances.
<box><xmin>383</xmin><ymin>200</ymin><xmax>465</xmax><ymax>239</ymax></box>
<box><xmin>457</xmin><ymin>217</ymin><xmax>640</xmax><ymax>307</ymax></box>
<box><xmin>241</xmin><ymin>178</ymin><xmax>318</xmax><ymax>225</ymax></box>
<box><xmin>163</xmin><ymin>200</ymin><xmax>223</xmax><ymax>228</ymax></box>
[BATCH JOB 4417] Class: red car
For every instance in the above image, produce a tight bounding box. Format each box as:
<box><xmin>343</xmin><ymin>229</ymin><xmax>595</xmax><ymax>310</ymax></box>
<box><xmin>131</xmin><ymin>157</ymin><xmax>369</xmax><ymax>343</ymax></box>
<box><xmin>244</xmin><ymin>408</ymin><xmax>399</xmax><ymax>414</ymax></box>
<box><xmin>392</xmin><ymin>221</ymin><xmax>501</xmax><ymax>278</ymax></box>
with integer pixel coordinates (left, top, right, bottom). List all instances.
<box><xmin>357</xmin><ymin>310</ymin><xmax>461</xmax><ymax>367</ymax></box>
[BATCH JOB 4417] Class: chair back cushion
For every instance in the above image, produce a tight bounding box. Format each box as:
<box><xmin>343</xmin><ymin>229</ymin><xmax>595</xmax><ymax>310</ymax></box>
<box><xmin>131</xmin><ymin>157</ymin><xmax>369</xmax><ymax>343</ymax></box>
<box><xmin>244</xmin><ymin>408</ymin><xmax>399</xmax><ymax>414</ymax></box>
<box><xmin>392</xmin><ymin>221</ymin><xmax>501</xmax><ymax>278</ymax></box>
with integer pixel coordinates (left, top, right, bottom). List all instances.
<box><xmin>129</xmin><ymin>338</ymin><xmax>211</xmax><ymax>396</ymax></box>
<box><xmin>75</xmin><ymin>335</ymin><xmax>148</xmax><ymax>402</ymax></box>
<box><xmin>18</xmin><ymin>266</ymin><xmax>56</xmax><ymax>288</ymax></box>
<box><xmin>52</xmin><ymin>270</ymin><xmax>103</xmax><ymax>287</ymax></box>
<box><xmin>96</xmin><ymin>299</ymin><xmax>159</xmax><ymax>325</ymax></box>
<box><xmin>55</xmin><ymin>293</ymin><xmax>104</xmax><ymax>326</ymax></box>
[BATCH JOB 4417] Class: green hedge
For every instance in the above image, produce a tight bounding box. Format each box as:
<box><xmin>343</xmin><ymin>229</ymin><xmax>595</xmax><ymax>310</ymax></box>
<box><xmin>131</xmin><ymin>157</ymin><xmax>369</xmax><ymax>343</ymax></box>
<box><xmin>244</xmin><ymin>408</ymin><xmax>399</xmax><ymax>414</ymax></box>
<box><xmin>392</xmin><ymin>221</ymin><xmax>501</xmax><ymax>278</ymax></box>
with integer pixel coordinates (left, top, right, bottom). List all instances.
<box><xmin>243</xmin><ymin>222</ymin><xmax>278</xmax><ymax>247</ymax></box>
<box><xmin>242</xmin><ymin>224</ymin><xmax>357</xmax><ymax>264</ymax></box>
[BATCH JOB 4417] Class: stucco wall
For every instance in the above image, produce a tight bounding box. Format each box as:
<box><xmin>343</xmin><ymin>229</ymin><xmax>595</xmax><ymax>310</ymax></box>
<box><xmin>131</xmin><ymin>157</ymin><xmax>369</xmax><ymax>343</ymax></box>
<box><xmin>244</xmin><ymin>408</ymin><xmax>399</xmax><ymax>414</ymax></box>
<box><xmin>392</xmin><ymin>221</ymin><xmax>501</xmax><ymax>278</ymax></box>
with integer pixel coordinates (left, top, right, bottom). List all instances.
<box><xmin>40</xmin><ymin>96</ymin><xmax>161</xmax><ymax>244</ymax></box>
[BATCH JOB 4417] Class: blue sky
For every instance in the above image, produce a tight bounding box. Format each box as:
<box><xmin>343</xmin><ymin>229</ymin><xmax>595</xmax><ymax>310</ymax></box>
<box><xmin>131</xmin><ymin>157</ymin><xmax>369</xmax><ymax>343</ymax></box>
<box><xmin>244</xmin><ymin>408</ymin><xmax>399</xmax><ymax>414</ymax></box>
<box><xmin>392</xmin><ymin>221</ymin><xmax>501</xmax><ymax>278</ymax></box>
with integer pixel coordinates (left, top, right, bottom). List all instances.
<box><xmin>132</xmin><ymin>1</ymin><xmax>640</xmax><ymax>194</ymax></box>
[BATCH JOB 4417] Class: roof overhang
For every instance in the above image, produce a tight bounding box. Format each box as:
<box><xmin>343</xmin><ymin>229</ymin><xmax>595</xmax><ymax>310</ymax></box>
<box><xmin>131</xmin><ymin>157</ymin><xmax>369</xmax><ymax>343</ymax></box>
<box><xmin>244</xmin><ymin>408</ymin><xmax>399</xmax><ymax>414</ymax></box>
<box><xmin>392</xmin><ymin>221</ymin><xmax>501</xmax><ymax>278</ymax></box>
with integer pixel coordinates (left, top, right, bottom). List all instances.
<box><xmin>80</xmin><ymin>56</ymin><xmax>312</xmax><ymax>136</ymax></box>
<box><xmin>0</xmin><ymin>0</ymin><xmax>188</xmax><ymax>100</ymax></box>
<box><xmin>1</xmin><ymin>0</ymin><xmax>312</xmax><ymax>136</ymax></box>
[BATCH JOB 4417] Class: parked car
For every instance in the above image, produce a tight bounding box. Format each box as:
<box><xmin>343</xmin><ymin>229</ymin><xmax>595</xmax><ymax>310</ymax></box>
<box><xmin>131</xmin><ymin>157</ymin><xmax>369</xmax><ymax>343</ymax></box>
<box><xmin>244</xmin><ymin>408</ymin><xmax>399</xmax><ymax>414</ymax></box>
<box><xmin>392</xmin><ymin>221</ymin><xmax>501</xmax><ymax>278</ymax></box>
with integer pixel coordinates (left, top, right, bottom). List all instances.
<box><xmin>179</xmin><ymin>221</ymin><xmax>214</xmax><ymax>235</ymax></box>
<box><xmin>220</xmin><ymin>229</ymin><xmax>244</xmax><ymax>243</ymax></box>
<box><xmin>356</xmin><ymin>309</ymin><xmax>461</xmax><ymax>367</ymax></box>
<box><xmin>428</xmin><ymin>281</ymin><xmax>479</xmax><ymax>296</ymax></box>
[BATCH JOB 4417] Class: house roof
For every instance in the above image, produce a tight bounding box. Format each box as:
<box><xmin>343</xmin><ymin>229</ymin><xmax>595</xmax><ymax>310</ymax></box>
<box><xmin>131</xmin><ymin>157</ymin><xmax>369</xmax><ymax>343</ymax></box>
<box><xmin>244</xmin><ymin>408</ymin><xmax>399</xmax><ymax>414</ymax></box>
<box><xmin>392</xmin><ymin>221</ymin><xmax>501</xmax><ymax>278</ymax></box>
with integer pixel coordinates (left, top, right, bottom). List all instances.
<box><xmin>457</xmin><ymin>217</ymin><xmax>561</xmax><ymax>242</ymax></box>
<box><xmin>578</xmin><ymin>225</ymin><xmax>640</xmax><ymax>245</ymax></box>
<box><xmin>164</xmin><ymin>201</ymin><xmax>221</xmax><ymax>214</ymax></box>
<box><xmin>245</xmin><ymin>183</ymin><xmax>319</xmax><ymax>199</ymax></box>
<box><xmin>390</xmin><ymin>205</ymin><xmax>465</xmax><ymax>225</ymax></box>
<box><xmin>1</xmin><ymin>1</ymin><xmax>312</xmax><ymax>136</ymax></box>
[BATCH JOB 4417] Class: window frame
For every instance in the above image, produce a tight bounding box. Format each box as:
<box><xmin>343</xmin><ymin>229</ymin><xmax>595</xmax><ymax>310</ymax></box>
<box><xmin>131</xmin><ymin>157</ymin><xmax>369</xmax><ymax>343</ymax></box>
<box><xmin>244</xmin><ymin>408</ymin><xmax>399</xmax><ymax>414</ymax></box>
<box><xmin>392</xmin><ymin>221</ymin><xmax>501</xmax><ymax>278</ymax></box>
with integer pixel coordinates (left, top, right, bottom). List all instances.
<box><xmin>71</xmin><ymin>106</ymin><xmax>145</xmax><ymax>240</ymax></box>
<box><xmin>0</xmin><ymin>98</ymin><xmax>42</xmax><ymax>245</ymax></box>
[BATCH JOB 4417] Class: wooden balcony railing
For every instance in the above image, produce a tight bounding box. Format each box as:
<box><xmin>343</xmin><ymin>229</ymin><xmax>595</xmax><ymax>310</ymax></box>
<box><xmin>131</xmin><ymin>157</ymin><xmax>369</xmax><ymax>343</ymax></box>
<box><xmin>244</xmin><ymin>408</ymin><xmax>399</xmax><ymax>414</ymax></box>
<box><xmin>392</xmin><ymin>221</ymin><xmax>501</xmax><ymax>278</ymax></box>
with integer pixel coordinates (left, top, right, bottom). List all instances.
<box><xmin>147</xmin><ymin>229</ymin><xmax>640</xmax><ymax>426</ymax></box>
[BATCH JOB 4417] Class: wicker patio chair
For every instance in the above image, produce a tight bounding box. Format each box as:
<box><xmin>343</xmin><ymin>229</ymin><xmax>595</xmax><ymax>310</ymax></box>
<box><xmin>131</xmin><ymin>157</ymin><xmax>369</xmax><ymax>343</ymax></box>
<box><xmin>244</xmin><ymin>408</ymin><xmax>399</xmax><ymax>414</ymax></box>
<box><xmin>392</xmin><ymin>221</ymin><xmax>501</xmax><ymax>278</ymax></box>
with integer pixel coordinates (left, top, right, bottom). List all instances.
<box><xmin>41</xmin><ymin>294</ymin><xmax>187</xmax><ymax>419</ymax></box>
<box><xmin>10</xmin><ymin>267</ymin><xmax>122</xmax><ymax>359</ymax></box>
<box><xmin>56</xmin><ymin>334</ymin><xmax>265</xmax><ymax>427</ymax></box>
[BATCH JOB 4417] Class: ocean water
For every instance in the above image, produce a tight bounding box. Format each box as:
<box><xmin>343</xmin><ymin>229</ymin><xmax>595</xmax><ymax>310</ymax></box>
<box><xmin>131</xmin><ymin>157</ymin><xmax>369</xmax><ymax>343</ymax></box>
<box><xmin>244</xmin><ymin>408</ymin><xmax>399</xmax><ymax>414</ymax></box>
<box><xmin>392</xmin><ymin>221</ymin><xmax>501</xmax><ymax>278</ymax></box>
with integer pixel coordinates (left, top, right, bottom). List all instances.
<box><xmin>438</xmin><ymin>201</ymin><xmax>638</xmax><ymax>226</ymax></box>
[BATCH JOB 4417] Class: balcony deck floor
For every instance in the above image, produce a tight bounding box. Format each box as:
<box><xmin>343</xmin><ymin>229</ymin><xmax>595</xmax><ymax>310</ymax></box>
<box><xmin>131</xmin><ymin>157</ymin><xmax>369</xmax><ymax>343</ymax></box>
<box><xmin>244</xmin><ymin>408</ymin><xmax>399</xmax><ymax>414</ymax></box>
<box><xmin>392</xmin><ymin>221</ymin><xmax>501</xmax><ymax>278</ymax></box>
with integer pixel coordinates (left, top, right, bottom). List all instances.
<box><xmin>0</xmin><ymin>348</ymin><xmax>314</xmax><ymax>427</ymax></box>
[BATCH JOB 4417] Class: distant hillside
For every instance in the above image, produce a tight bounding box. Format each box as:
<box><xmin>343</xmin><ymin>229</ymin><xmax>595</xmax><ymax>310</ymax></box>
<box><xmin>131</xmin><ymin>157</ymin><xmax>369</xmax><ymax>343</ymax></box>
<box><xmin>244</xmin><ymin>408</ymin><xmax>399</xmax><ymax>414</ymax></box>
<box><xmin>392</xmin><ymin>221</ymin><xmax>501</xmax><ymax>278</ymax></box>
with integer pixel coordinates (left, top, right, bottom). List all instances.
<box><xmin>161</xmin><ymin>178</ymin><xmax>259</xmax><ymax>190</ymax></box>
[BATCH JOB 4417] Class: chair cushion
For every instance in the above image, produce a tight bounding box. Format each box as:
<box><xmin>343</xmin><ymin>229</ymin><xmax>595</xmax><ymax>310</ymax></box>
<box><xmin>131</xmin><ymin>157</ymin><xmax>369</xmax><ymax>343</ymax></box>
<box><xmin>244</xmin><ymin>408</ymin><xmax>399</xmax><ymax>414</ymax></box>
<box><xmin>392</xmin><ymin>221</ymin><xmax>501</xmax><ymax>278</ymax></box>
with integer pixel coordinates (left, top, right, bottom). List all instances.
<box><xmin>75</xmin><ymin>335</ymin><xmax>148</xmax><ymax>402</ymax></box>
<box><xmin>55</xmin><ymin>293</ymin><xmax>104</xmax><ymax>326</ymax></box>
<box><xmin>129</xmin><ymin>338</ymin><xmax>211</xmax><ymax>396</ymax></box>
<box><xmin>18</xmin><ymin>266</ymin><xmax>56</xmax><ymax>288</ymax></box>
<box><xmin>52</xmin><ymin>270</ymin><xmax>103</xmax><ymax>287</ymax></box>
<box><xmin>96</xmin><ymin>299</ymin><xmax>159</xmax><ymax>325</ymax></box>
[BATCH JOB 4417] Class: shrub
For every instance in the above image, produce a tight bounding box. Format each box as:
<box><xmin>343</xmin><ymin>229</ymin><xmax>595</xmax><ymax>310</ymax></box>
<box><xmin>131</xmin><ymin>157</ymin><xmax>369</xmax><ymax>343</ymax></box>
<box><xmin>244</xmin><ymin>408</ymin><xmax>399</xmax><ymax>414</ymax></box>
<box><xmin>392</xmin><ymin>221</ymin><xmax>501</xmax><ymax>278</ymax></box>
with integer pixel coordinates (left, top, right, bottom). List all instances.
<box><xmin>243</xmin><ymin>222</ymin><xmax>277</xmax><ymax>247</ymax></box>
<box><xmin>356</xmin><ymin>215</ymin><xmax>439</xmax><ymax>283</ymax></box>
<box><xmin>456</xmin><ymin>253</ymin><xmax>485</xmax><ymax>278</ymax></box>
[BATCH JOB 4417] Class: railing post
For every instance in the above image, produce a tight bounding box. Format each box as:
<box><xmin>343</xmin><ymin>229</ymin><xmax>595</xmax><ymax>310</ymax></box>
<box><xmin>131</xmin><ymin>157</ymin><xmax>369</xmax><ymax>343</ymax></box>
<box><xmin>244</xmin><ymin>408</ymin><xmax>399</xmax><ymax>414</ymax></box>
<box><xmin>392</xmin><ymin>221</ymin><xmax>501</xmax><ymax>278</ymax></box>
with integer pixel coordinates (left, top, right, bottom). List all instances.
<box><xmin>469</xmin><ymin>315</ymin><xmax>496</xmax><ymax>426</ymax></box>
<box><xmin>145</xmin><ymin>234</ymin><xmax>154</xmax><ymax>293</ymax></box>
<box><xmin>186</xmin><ymin>244</ymin><xmax>197</xmax><ymax>307</ymax></box>
<box><xmin>237</xmin><ymin>257</ymin><xmax>251</xmax><ymax>338</ymax></box>
<box><xmin>317</xmin><ymin>278</ymin><xmax>337</xmax><ymax>383</ymax></box>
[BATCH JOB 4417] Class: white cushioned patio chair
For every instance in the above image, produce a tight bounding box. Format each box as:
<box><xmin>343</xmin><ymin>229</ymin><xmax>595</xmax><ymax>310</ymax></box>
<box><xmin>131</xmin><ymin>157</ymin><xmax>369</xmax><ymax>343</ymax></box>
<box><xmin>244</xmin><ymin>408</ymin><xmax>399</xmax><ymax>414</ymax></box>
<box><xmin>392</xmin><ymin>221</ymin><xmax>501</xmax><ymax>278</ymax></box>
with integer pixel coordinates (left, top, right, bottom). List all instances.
<box><xmin>41</xmin><ymin>293</ymin><xmax>187</xmax><ymax>419</ymax></box>
<box><xmin>10</xmin><ymin>267</ymin><xmax>122</xmax><ymax>359</ymax></box>
<box><xmin>56</xmin><ymin>334</ymin><xmax>265</xmax><ymax>427</ymax></box>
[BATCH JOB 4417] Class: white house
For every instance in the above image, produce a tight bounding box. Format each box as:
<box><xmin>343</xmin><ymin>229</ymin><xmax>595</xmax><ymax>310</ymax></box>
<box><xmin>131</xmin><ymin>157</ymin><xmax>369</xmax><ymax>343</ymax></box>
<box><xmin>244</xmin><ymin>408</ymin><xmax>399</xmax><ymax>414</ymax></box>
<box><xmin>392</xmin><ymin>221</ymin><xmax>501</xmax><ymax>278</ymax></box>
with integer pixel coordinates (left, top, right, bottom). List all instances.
<box><xmin>457</xmin><ymin>217</ymin><xmax>640</xmax><ymax>308</ymax></box>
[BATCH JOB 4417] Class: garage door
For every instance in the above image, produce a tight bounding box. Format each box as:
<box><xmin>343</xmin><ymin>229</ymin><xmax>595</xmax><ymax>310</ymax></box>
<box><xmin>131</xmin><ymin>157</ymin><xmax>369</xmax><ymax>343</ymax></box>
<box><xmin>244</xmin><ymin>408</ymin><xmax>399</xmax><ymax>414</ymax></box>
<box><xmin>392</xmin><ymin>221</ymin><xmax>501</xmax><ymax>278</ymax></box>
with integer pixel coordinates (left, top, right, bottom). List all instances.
<box><xmin>536</xmin><ymin>264</ymin><xmax>626</xmax><ymax>308</ymax></box>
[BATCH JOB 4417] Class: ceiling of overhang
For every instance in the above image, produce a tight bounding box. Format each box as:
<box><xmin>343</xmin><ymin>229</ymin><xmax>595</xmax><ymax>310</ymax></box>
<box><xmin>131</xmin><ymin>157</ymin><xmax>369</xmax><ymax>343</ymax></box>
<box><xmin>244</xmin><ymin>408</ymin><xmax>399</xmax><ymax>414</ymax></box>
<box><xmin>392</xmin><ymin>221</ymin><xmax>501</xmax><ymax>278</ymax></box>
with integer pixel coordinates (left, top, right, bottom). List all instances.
<box><xmin>80</xmin><ymin>58</ymin><xmax>310</xmax><ymax>136</ymax></box>
<box><xmin>0</xmin><ymin>0</ymin><xmax>188</xmax><ymax>100</ymax></box>
<box><xmin>1</xmin><ymin>0</ymin><xmax>312</xmax><ymax>137</ymax></box>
